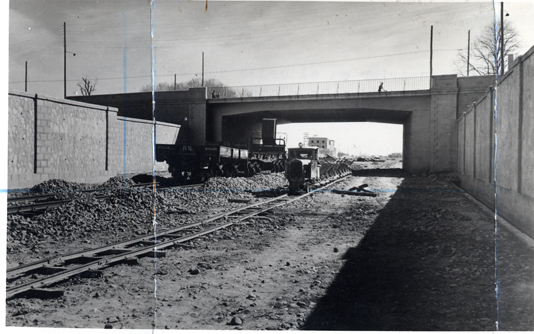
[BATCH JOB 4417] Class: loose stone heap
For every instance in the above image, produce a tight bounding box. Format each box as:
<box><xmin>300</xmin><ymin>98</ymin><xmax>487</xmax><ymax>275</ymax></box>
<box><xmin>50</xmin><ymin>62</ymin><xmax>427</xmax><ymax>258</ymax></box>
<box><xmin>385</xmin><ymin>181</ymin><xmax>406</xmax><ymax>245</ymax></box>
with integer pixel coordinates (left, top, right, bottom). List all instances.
<box><xmin>202</xmin><ymin>173</ymin><xmax>288</xmax><ymax>193</ymax></box>
<box><xmin>7</xmin><ymin>173</ymin><xmax>289</xmax><ymax>250</ymax></box>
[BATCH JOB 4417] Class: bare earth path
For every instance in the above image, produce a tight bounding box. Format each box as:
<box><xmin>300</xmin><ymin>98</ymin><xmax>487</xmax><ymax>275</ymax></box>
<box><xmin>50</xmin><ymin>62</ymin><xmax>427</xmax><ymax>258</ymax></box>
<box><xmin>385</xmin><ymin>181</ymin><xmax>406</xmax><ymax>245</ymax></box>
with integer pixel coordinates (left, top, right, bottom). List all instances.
<box><xmin>6</xmin><ymin>164</ymin><xmax>534</xmax><ymax>330</ymax></box>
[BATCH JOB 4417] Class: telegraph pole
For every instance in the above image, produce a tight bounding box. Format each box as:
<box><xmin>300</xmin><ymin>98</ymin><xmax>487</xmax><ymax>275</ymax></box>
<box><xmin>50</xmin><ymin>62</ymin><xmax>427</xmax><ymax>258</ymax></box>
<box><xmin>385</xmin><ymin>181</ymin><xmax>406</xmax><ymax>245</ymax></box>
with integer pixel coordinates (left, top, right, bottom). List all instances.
<box><xmin>500</xmin><ymin>2</ymin><xmax>504</xmax><ymax>75</ymax></box>
<box><xmin>25</xmin><ymin>61</ymin><xmax>28</xmax><ymax>92</ymax></box>
<box><xmin>202</xmin><ymin>52</ymin><xmax>205</xmax><ymax>86</ymax></box>
<box><xmin>64</xmin><ymin>22</ymin><xmax>67</xmax><ymax>98</ymax></box>
<box><xmin>467</xmin><ymin>30</ymin><xmax>470</xmax><ymax>76</ymax></box>
<box><xmin>174</xmin><ymin>74</ymin><xmax>177</xmax><ymax>90</ymax></box>
<box><xmin>430</xmin><ymin>25</ymin><xmax>433</xmax><ymax>87</ymax></box>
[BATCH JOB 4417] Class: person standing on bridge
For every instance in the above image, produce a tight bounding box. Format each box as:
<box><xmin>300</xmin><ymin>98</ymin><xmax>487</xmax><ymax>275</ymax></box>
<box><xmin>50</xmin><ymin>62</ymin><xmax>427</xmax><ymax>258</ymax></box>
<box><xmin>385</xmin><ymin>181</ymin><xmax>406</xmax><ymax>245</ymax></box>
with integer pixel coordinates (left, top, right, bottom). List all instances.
<box><xmin>378</xmin><ymin>82</ymin><xmax>384</xmax><ymax>94</ymax></box>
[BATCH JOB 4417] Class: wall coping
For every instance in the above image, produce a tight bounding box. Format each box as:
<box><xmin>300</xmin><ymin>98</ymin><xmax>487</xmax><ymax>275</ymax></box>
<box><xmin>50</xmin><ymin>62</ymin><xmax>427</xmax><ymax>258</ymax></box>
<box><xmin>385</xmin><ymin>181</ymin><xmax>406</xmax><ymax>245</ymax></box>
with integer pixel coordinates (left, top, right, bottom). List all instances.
<box><xmin>9</xmin><ymin>90</ymin><xmax>119</xmax><ymax>112</ymax></box>
<box><xmin>67</xmin><ymin>87</ymin><xmax>207</xmax><ymax>104</ymax></box>
<box><xmin>498</xmin><ymin>44</ymin><xmax>534</xmax><ymax>84</ymax></box>
<box><xmin>117</xmin><ymin>116</ymin><xmax>181</xmax><ymax>128</ymax></box>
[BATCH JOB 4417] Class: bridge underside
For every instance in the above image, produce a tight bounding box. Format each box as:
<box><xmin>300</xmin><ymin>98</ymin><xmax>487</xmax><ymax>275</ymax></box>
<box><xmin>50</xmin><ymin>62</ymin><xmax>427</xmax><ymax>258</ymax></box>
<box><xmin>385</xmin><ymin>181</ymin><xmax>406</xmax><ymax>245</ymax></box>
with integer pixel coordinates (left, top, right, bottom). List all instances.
<box><xmin>207</xmin><ymin>93</ymin><xmax>431</xmax><ymax>174</ymax></box>
<box><xmin>221</xmin><ymin>108</ymin><xmax>412</xmax><ymax>125</ymax></box>
<box><xmin>204</xmin><ymin>75</ymin><xmax>493</xmax><ymax>174</ymax></box>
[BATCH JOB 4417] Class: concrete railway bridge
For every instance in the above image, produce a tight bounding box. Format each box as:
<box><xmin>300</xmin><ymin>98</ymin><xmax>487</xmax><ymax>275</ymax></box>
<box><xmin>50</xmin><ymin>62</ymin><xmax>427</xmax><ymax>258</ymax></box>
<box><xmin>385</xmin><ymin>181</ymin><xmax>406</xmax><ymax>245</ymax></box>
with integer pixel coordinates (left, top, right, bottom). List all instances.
<box><xmin>71</xmin><ymin>74</ymin><xmax>494</xmax><ymax>174</ymax></box>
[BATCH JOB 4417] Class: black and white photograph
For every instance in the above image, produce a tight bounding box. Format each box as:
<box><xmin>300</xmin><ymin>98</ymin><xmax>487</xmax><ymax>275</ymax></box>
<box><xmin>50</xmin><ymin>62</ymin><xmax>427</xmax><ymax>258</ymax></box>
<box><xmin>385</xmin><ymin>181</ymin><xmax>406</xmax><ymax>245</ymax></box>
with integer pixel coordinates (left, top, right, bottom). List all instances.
<box><xmin>3</xmin><ymin>0</ymin><xmax>534</xmax><ymax>331</ymax></box>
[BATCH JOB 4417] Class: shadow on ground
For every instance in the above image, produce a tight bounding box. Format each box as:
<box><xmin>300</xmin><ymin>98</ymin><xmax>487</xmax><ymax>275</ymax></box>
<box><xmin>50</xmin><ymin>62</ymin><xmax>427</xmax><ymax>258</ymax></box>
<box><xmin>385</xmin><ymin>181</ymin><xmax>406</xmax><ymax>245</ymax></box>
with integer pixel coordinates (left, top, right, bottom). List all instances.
<box><xmin>302</xmin><ymin>174</ymin><xmax>497</xmax><ymax>331</ymax></box>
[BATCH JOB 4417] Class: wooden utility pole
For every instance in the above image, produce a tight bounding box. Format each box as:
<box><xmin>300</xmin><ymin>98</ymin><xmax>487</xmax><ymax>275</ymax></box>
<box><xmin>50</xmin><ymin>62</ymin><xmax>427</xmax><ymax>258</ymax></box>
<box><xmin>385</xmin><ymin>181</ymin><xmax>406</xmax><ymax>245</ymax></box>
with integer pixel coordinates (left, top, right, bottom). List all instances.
<box><xmin>25</xmin><ymin>61</ymin><xmax>28</xmax><ymax>92</ymax></box>
<box><xmin>500</xmin><ymin>2</ymin><xmax>504</xmax><ymax>75</ymax></box>
<box><xmin>202</xmin><ymin>52</ymin><xmax>205</xmax><ymax>86</ymax></box>
<box><xmin>467</xmin><ymin>30</ymin><xmax>470</xmax><ymax>76</ymax></box>
<box><xmin>174</xmin><ymin>74</ymin><xmax>177</xmax><ymax>90</ymax></box>
<box><xmin>430</xmin><ymin>25</ymin><xmax>433</xmax><ymax>87</ymax></box>
<box><xmin>64</xmin><ymin>22</ymin><xmax>66</xmax><ymax>98</ymax></box>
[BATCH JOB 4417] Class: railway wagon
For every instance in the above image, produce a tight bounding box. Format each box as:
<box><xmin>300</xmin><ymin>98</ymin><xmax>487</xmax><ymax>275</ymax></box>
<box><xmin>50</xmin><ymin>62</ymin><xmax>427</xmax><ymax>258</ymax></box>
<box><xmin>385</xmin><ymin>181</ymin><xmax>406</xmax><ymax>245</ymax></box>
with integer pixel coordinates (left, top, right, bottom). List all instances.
<box><xmin>156</xmin><ymin>142</ymin><xmax>250</xmax><ymax>182</ymax></box>
<box><xmin>249</xmin><ymin>137</ymin><xmax>287</xmax><ymax>173</ymax></box>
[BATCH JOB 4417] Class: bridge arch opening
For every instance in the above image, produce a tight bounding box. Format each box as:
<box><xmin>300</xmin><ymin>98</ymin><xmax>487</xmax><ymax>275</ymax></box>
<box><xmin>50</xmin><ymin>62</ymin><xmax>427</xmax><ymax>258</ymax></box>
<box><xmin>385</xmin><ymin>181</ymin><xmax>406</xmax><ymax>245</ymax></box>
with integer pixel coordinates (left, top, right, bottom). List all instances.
<box><xmin>277</xmin><ymin>122</ymin><xmax>403</xmax><ymax>165</ymax></box>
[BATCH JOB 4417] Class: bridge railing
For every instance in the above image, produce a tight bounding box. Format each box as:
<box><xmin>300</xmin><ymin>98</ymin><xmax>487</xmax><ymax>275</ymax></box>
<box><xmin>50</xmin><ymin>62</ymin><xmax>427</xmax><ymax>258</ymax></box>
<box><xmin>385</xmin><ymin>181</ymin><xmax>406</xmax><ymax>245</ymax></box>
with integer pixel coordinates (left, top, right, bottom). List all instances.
<box><xmin>209</xmin><ymin>76</ymin><xmax>430</xmax><ymax>99</ymax></box>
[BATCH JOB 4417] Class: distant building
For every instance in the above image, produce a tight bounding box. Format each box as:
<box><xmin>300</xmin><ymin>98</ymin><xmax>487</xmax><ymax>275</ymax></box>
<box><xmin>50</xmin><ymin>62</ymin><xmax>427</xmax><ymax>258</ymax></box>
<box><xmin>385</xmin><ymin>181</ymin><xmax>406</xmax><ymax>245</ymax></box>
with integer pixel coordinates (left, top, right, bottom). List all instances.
<box><xmin>308</xmin><ymin>137</ymin><xmax>334</xmax><ymax>150</ymax></box>
<box><xmin>308</xmin><ymin>136</ymin><xmax>336</xmax><ymax>157</ymax></box>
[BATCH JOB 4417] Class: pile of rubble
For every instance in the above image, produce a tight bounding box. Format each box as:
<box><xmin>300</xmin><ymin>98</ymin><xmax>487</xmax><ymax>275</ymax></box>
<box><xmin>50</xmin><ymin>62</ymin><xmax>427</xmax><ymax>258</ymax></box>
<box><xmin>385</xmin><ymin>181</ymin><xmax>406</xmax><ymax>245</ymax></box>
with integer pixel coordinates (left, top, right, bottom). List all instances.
<box><xmin>203</xmin><ymin>173</ymin><xmax>288</xmax><ymax>192</ymax></box>
<box><xmin>7</xmin><ymin>189</ymin><xmax>162</xmax><ymax>247</ymax></box>
<box><xmin>7</xmin><ymin>173</ymin><xmax>289</xmax><ymax>250</ymax></box>
<box><xmin>100</xmin><ymin>175</ymin><xmax>137</xmax><ymax>189</ymax></box>
<box><xmin>30</xmin><ymin>179</ymin><xmax>94</xmax><ymax>193</ymax></box>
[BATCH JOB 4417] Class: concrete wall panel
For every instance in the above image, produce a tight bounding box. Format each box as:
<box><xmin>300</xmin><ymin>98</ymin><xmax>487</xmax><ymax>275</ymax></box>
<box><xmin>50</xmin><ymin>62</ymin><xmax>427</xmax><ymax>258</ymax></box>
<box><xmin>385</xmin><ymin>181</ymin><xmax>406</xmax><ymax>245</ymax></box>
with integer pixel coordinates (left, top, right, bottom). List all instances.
<box><xmin>456</xmin><ymin>76</ymin><xmax>494</xmax><ymax>118</ymax></box>
<box><xmin>403</xmin><ymin>114</ymin><xmax>413</xmax><ymax>172</ymax></box>
<box><xmin>457</xmin><ymin>118</ymin><xmax>465</xmax><ymax>174</ymax></box>
<box><xmin>119</xmin><ymin>117</ymin><xmax>157</xmax><ymax>174</ymax></box>
<box><xmin>8</xmin><ymin>93</ymin><xmax>35</xmax><ymax>175</ymax></box>
<box><xmin>45</xmin><ymin>103</ymin><xmax>107</xmax><ymax>173</ymax></box>
<box><xmin>430</xmin><ymin>90</ymin><xmax>458</xmax><ymax>172</ymax></box>
<box><xmin>464</xmin><ymin>110</ymin><xmax>475</xmax><ymax>177</ymax></box>
<box><xmin>474</xmin><ymin>95</ymin><xmax>491</xmax><ymax>182</ymax></box>
<box><xmin>156</xmin><ymin>122</ymin><xmax>181</xmax><ymax>145</ymax></box>
<box><xmin>496</xmin><ymin>67</ymin><xmax>520</xmax><ymax>191</ymax></box>
<box><xmin>521</xmin><ymin>53</ymin><xmax>534</xmax><ymax>197</ymax></box>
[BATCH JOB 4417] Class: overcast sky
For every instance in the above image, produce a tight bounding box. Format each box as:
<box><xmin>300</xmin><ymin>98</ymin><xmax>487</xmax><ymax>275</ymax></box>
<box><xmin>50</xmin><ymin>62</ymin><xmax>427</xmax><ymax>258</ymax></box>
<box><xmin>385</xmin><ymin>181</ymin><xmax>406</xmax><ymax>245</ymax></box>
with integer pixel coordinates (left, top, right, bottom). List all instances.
<box><xmin>5</xmin><ymin>0</ymin><xmax>534</xmax><ymax>157</ymax></box>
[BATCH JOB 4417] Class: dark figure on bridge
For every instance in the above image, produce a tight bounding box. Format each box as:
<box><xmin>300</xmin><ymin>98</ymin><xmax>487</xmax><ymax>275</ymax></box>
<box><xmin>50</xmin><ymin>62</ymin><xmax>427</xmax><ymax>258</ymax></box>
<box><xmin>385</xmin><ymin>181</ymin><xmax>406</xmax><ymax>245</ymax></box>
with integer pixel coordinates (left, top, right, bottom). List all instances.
<box><xmin>212</xmin><ymin>90</ymin><xmax>217</xmax><ymax>98</ymax></box>
<box><xmin>378</xmin><ymin>82</ymin><xmax>384</xmax><ymax>94</ymax></box>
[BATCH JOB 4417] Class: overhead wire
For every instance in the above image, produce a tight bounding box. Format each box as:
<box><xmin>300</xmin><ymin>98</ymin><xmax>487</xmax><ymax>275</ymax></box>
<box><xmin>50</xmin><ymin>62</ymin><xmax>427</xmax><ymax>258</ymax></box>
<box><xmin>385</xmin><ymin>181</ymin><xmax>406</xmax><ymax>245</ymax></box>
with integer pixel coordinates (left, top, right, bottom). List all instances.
<box><xmin>9</xmin><ymin>2</ymin><xmax>483</xmax><ymax>87</ymax></box>
<box><xmin>9</xmin><ymin>48</ymin><xmax>462</xmax><ymax>85</ymax></box>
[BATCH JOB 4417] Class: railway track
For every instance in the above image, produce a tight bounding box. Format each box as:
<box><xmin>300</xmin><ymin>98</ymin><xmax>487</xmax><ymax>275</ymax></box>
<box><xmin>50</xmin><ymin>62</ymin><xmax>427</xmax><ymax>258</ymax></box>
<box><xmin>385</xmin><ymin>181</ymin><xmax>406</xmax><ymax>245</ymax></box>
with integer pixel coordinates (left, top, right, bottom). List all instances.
<box><xmin>6</xmin><ymin>174</ymin><xmax>350</xmax><ymax>300</ymax></box>
<box><xmin>7</xmin><ymin>182</ymin><xmax>202</xmax><ymax>215</ymax></box>
<box><xmin>7</xmin><ymin>182</ymin><xmax>158</xmax><ymax>202</ymax></box>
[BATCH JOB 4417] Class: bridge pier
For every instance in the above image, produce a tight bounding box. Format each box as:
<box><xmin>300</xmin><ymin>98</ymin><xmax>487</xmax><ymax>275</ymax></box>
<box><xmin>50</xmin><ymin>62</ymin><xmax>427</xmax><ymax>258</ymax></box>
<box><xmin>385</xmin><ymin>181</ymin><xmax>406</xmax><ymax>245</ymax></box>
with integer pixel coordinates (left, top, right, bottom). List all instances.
<box><xmin>428</xmin><ymin>75</ymin><xmax>494</xmax><ymax>173</ymax></box>
<box><xmin>429</xmin><ymin>75</ymin><xmax>459</xmax><ymax>173</ymax></box>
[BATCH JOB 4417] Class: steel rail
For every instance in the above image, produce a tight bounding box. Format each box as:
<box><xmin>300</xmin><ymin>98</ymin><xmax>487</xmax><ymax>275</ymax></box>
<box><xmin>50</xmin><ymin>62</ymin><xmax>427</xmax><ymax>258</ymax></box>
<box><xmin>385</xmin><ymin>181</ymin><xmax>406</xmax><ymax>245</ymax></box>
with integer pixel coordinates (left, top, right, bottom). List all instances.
<box><xmin>6</xmin><ymin>191</ymin><xmax>290</xmax><ymax>278</ymax></box>
<box><xmin>7</xmin><ymin>182</ymin><xmax>158</xmax><ymax>203</ymax></box>
<box><xmin>6</xmin><ymin>182</ymin><xmax>201</xmax><ymax>215</ymax></box>
<box><xmin>6</xmin><ymin>173</ymin><xmax>351</xmax><ymax>299</ymax></box>
<box><xmin>6</xmin><ymin>191</ymin><xmax>293</xmax><ymax>278</ymax></box>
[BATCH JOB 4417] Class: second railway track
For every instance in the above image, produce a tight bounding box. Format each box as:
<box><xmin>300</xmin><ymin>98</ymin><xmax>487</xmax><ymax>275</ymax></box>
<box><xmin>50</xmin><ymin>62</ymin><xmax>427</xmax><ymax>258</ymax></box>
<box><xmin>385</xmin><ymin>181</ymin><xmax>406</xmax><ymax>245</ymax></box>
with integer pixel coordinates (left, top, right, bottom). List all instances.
<box><xmin>6</xmin><ymin>174</ymin><xmax>351</xmax><ymax>300</ymax></box>
<box><xmin>6</xmin><ymin>182</ymin><xmax>202</xmax><ymax>215</ymax></box>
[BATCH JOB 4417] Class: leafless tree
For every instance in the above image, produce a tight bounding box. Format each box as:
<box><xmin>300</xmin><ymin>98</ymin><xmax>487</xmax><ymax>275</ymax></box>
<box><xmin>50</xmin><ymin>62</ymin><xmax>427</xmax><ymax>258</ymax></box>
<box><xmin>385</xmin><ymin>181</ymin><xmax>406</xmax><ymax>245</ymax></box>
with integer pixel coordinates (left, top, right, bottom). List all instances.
<box><xmin>78</xmin><ymin>77</ymin><xmax>98</xmax><ymax>95</ymax></box>
<box><xmin>456</xmin><ymin>21</ymin><xmax>521</xmax><ymax>76</ymax></box>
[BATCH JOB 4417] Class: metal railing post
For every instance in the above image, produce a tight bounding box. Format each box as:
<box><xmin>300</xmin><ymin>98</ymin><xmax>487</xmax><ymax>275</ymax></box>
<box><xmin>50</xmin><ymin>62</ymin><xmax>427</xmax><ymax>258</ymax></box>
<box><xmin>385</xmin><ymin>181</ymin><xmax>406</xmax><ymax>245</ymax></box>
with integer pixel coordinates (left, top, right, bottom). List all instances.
<box><xmin>217</xmin><ymin>76</ymin><xmax>431</xmax><ymax>98</ymax></box>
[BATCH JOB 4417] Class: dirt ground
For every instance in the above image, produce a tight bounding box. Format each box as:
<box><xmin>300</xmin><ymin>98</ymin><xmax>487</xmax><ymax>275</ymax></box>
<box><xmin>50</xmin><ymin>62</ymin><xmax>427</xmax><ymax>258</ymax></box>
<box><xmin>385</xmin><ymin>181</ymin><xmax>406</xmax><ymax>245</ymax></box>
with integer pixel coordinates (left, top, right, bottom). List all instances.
<box><xmin>5</xmin><ymin>160</ymin><xmax>534</xmax><ymax>331</ymax></box>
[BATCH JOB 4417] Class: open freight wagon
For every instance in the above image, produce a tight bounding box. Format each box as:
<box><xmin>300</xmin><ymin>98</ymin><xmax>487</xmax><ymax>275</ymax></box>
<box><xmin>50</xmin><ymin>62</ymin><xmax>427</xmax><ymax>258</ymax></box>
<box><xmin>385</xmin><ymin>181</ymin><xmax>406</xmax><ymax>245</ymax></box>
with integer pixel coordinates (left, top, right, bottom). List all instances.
<box><xmin>156</xmin><ymin>142</ymin><xmax>250</xmax><ymax>182</ymax></box>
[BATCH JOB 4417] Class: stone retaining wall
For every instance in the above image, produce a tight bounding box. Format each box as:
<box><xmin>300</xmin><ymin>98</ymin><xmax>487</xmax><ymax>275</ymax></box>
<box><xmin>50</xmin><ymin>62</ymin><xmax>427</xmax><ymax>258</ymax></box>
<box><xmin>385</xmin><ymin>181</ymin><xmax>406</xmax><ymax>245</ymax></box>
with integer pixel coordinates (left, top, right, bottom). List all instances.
<box><xmin>8</xmin><ymin>92</ymin><xmax>180</xmax><ymax>189</ymax></box>
<box><xmin>457</xmin><ymin>45</ymin><xmax>534</xmax><ymax>239</ymax></box>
